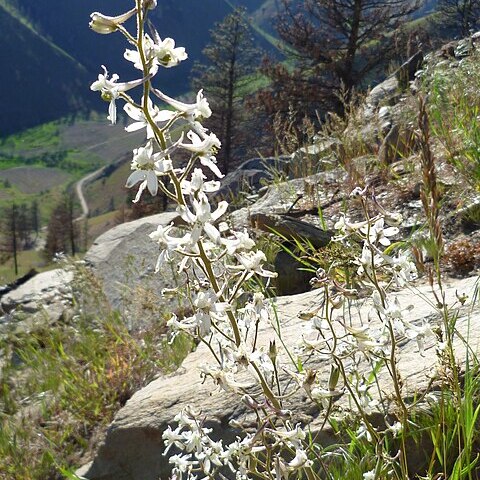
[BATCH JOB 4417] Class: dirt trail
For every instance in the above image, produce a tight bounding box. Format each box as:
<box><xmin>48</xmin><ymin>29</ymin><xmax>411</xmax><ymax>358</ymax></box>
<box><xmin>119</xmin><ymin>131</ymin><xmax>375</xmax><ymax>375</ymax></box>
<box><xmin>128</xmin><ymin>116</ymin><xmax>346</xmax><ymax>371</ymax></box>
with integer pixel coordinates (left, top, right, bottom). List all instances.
<box><xmin>74</xmin><ymin>167</ymin><xmax>104</xmax><ymax>221</ymax></box>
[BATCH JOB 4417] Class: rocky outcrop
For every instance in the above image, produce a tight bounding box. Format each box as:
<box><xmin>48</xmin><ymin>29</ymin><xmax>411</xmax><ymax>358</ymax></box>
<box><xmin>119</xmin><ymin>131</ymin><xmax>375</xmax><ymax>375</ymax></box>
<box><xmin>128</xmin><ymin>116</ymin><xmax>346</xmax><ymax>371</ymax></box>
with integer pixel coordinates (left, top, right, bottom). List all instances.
<box><xmin>0</xmin><ymin>268</ymin><xmax>73</xmax><ymax>336</ymax></box>
<box><xmin>230</xmin><ymin>170</ymin><xmax>346</xmax><ymax>230</ymax></box>
<box><xmin>396</xmin><ymin>51</ymin><xmax>424</xmax><ymax>89</ymax></box>
<box><xmin>378</xmin><ymin>123</ymin><xmax>416</xmax><ymax>165</ymax></box>
<box><xmin>214</xmin><ymin>156</ymin><xmax>290</xmax><ymax>202</ymax></box>
<box><xmin>252</xmin><ymin>213</ymin><xmax>334</xmax><ymax>295</ymax></box>
<box><xmin>84</xmin><ymin>212</ymin><xmax>186</xmax><ymax>323</ymax></box>
<box><xmin>78</xmin><ymin>274</ymin><xmax>480</xmax><ymax>480</ymax></box>
<box><xmin>251</xmin><ymin>213</ymin><xmax>333</xmax><ymax>249</ymax></box>
<box><xmin>0</xmin><ymin>269</ymin><xmax>72</xmax><ymax>315</ymax></box>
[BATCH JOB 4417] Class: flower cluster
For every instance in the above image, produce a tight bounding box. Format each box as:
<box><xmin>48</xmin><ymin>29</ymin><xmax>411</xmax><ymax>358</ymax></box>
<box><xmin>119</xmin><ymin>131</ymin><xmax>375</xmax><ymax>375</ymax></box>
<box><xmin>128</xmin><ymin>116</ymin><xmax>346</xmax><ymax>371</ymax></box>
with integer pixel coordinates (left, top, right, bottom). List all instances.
<box><xmin>90</xmin><ymin>3</ymin><xmax>446</xmax><ymax>480</ymax></box>
<box><xmin>163</xmin><ymin>406</ymin><xmax>315</xmax><ymax>480</ymax></box>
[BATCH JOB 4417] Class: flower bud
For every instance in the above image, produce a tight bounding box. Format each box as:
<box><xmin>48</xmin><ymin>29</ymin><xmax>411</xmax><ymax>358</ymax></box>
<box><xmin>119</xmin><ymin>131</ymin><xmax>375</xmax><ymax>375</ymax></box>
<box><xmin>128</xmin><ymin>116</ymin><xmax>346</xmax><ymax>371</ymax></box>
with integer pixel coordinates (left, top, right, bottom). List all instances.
<box><xmin>328</xmin><ymin>365</ymin><xmax>340</xmax><ymax>391</ymax></box>
<box><xmin>268</xmin><ymin>340</ymin><xmax>277</xmax><ymax>363</ymax></box>
<box><xmin>144</xmin><ymin>0</ymin><xmax>157</xmax><ymax>9</ymax></box>
<box><xmin>89</xmin><ymin>8</ymin><xmax>137</xmax><ymax>34</ymax></box>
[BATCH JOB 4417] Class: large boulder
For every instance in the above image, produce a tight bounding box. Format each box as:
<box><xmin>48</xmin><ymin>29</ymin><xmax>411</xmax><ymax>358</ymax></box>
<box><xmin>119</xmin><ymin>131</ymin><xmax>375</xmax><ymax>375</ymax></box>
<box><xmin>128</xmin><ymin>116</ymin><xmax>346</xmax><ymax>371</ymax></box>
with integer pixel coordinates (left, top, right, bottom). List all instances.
<box><xmin>0</xmin><ymin>268</ymin><xmax>73</xmax><ymax>336</ymax></box>
<box><xmin>229</xmin><ymin>170</ymin><xmax>347</xmax><ymax>229</ymax></box>
<box><xmin>0</xmin><ymin>268</ymin><xmax>73</xmax><ymax>314</ymax></box>
<box><xmin>214</xmin><ymin>156</ymin><xmax>290</xmax><ymax>202</ymax></box>
<box><xmin>378</xmin><ymin>123</ymin><xmax>416</xmax><ymax>165</ymax></box>
<box><xmin>78</xmin><ymin>274</ymin><xmax>480</xmax><ymax>480</ymax></box>
<box><xmin>252</xmin><ymin>213</ymin><xmax>334</xmax><ymax>295</ymax></box>
<box><xmin>365</xmin><ymin>75</ymin><xmax>400</xmax><ymax>111</ymax></box>
<box><xmin>84</xmin><ymin>212</ymin><xmax>186</xmax><ymax>324</ymax></box>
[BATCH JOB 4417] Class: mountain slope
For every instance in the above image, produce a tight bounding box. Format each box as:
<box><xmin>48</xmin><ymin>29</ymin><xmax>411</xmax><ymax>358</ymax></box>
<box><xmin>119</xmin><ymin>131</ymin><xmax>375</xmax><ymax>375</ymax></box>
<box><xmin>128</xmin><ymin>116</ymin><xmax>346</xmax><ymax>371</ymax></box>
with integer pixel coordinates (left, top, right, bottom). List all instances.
<box><xmin>0</xmin><ymin>0</ymin><xmax>271</xmax><ymax>136</ymax></box>
<box><xmin>0</xmin><ymin>2</ymin><xmax>93</xmax><ymax>135</ymax></box>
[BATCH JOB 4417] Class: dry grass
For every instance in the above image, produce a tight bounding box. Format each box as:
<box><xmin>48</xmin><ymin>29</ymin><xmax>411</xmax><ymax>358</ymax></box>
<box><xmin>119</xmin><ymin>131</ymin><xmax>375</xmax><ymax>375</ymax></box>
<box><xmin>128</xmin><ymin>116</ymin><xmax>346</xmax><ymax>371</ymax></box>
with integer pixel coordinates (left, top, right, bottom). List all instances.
<box><xmin>0</xmin><ymin>166</ymin><xmax>71</xmax><ymax>194</ymax></box>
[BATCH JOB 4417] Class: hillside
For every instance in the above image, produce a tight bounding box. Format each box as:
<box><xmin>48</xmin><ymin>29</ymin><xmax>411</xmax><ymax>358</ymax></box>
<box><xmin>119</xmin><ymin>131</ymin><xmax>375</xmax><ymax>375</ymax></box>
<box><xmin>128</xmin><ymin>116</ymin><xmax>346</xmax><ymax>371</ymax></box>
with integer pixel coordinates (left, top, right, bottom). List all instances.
<box><xmin>0</xmin><ymin>2</ymin><xmax>92</xmax><ymax>135</ymax></box>
<box><xmin>0</xmin><ymin>0</ymin><xmax>272</xmax><ymax>135</ymax></box>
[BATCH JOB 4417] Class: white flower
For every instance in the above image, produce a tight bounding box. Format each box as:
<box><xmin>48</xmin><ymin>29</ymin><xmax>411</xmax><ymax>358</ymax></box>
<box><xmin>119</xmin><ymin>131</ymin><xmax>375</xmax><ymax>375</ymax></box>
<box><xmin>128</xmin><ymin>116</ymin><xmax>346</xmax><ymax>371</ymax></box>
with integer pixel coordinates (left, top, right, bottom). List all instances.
<box><xmin>250</xmin><ymin>349</ymin><xmax>275</xmax><ymax>374</ymax></box>
<box><xmin>125</xmin><ymin>140</ymin><xmax>174</xmax><ymax>202</ymax></box>
<box><xmin>163</xmin><ymin>425</ymin><xmax>186</xmax><ymax>454</ymax></box>
<box><xmin>288</xmin><ymin>448</ymin><xmax>312</xmax><ymax>469</ymax></box>
<box><xmin>150</xmin><ymin>223</ymin><xmax>190</xmax><ymax>250</ymax></box>
<box><xmin>363</xmin><ymin>469</ymin><xmax>376</xmax><ymax>480</ymax></box>
<box><xmin>180</xmin><ymin>131</ymin><xmax>221</xmax><ymax>153</ymax></box>
<box><xmin>183</xmin><ymin>429</ymin><xmax>210</xmax><ymax>454</ymax></box>
<box><xmin>124</xmin><ymin>98</ymin><xmax>175</xmax><ymax>138</ymax></box>
<box><xmin>199</xmin><ymin>364</ymin><xmax>254</xmax><ymax>393</ymax></box>
<box><xmin>389</xmin><ymin>250</ymin><xmax>417</xmax><ymax>287</ymax></box>
<box><xmin>178</xmin><ymin>197</ymin><xmax>228</xmax><ymax>245</ymax></box>
<box><xmin>403</xmin><ymin>320</ymin><xmax>433</xmax><ymax>355</ymax></box>
<box><xmin>169</xmin><ymin>453</ymin><xmax>197</xmax><ymax>472</ymax></box>
<box><xmin>269</xmin><ymin>424</ymin><xmax>306</xmax><ymax>449</ymax></box>
<box><xmin>196</xmin><ymin>440</ymin><xmax>224</xmax><ymax>474</ymax></box>
<box><xmin>150</xmin><ymin>34</ymin><xmax>188</xmax><ymax>68</ymax></box>
<box><xmin>125</xmin><ymin>143</ymin><xmax>159</xmax><ymax>201</ymax></box>
<box><xmin>180</xmin><ymin>130</ymin><xmax>222</xmax><ymax>178</ymax></box>
<box><xmin>181</xmin><ymin>169</ymin><xmax>220</xmax><ymax>196</ymax></box>
<box><xmin>361</xmin><ymin>217</ymin><xmax>399</xmax><ymax>247</ymax></box>
<box><xmin>89</xmin><ymin>8</ymin><xmax>137</xmax><ymax>34</ymax></box>
<box><xmin>90</xmin><ymin>66</ymin><xmax>144</xmax><ymax>124</ymax></box>
<box><xmin>124</xmin><ymin>33</ymin><xmax>187</xmax><ymax>73</ymax></box>
<box><xmin>232</xmin><ymin>251</ymin><xmax>277</xmax><ymax>279</ymax></box>
<box><xmin>333</xmin><ymin>213</ymin><xmax>368</xmax><ymax>239</ymax></box>
<box><xmin>221</xmin><ymin>230</ymin><xmax>255</xmax><ymax>255</ymax></box>
<box><xmin>153</xmin><ymin>88</ymin><xmax>212</xmax><ymax>122</ymax></box>
<box><xmin>356</xmin><ymin>422</ymin><xmax>373</xmax><ymax>443</ymax></box>
<box><xmin>357</xmin><ymin>242</ymin><xmax>384</xmax><ymax>276</ymax></box>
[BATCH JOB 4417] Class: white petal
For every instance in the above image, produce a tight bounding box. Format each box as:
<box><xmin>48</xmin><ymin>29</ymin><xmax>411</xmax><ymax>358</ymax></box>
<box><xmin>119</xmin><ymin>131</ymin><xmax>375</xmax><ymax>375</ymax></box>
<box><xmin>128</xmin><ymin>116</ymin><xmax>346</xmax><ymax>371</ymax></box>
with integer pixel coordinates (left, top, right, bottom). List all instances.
<box><xmin>200</xmin><ymin>156</ymin><xmax>224</xmax><ymax>178</ymax></box>
<box><xmin>146</xmin><ymin>172</ymin><xmax>158</xmax><ymax>196</ymax></box>
<box><xmin>133</xmin><ymin>181</ymin><xmax>147</xmax><ymax>203</ymax></box>
<box><xmin>125</xmin><ymin>169</ymin><xmax>145</xmax><ymax>187</ymax></box>
<box><xmin>125</xmin><ymin>121</ymin><xmax>146</xmax><ymax>133</ymax></box>
<box><xmin>108</xmin><ymin>99</ymin><xmax>117</xmax><ymax>124</ymax></box>
<box><xmin>211</xmin><ymin>201</ymin><xmax>228</xmax><ymax>221</ymax></box>
<box><xmin>204</xmin><ymin>222</ymin><xmax>221</xmax><ymax>244</ymax></box>
<box><xmin>155</xmin><ymin>110</ymin><xmax>176</xmax><ymax>122</ymax></box>
<box><xmin>124</xmin><ymin>103</ymin><xmax>144</xmax><ymax>121</ymax></box>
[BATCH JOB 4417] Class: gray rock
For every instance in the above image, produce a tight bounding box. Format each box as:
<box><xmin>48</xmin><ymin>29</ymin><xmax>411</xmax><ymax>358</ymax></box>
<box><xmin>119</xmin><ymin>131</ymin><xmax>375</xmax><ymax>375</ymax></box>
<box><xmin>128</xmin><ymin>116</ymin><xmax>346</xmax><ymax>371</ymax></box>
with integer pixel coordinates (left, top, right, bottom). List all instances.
<box><xmin>365</xmin><ymin>75</ymin><xmax>400</xmax><ymax>110</ymax></box>
<box><xmin>79</xmin><ymin>275</ymin><xmax>480</xmax><ymax>480</ymax></box>
<box><xmin>0</xmin><ymin>269</ymin><xmax>73</xmax><ymax>313</ymax></box>
<box><xmin>214</xmin><ymin>157</ymin><xmax>290</xmax><ymax>202</ymax></box>
<box><xmin>230</xmin><ymin>171</ymin><xmax>346</xmax><ymax>230</ymax></box>
<box><xmin>378</xmin><ymin>123</ymin><xmax>416</xmax><ymax>165</ymax></box>
<box><xmin>84</xmin><ymin>212</ymin><xmax>188</xmax><ymax>324</ymax></box>
<box><xmin>274</xmin><ymin>249</ymin><xmax>314</xmax><ymax>296</ymax></box>
<box><xmin>458</xmin><ymin>196</ymin><xmax>480</xmax><ymax>232</ymax></box>
<box><xmin>290</xmin><ymin>140</ymin><xmax>344</xmax><ymax>167</ymax></box>
<box><xmin>250</xmin><ymin>213</ymin><xmax>333</xmax><ymax>295</ymax></box>
<box><xmin>251</xmin><ymin>213</ymin><xmax>333</xmax><ymax>250</ymax></box>
<box><xmin>395</xmin><ymin>51</ymin><xmax>424</xmax><ymax>89</ymax></box>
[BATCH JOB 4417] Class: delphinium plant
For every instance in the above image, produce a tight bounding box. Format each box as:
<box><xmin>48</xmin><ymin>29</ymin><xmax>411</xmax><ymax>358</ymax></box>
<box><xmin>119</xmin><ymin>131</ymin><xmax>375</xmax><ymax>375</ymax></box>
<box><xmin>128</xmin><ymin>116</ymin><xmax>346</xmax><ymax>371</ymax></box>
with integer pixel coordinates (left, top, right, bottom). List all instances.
<box><xmin>89</xmin><ymin>3</ymin><xmax>476</xmax><ymax>480</ymax></box>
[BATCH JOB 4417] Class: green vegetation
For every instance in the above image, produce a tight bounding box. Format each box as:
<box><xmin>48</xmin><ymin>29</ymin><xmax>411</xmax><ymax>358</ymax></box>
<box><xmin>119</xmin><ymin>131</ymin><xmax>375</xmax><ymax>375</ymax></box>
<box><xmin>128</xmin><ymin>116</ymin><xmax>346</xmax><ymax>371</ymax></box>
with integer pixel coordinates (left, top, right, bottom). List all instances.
<box><xmin>0</xmin><ymin>265</ymin><xmax>192</xmax><ymax>479</ymax></box>
<box><xmin>0</xmin><ymin>249</ymin><xmax>52</xmax><ymax>284</ymax></box>
<box><xmin>423</xmin><ymin>49</ymin><xmax>480</xmax><ymax>187</ymax></box>
<box><xmin>0</xmin><ymin>119</ymin><xmax>105</xmax><ymax>174</ymax></box>
<box><xmin>0</xmin><ymin>115</ymin><xmax>141</xmax><ymax>226</ymax></box>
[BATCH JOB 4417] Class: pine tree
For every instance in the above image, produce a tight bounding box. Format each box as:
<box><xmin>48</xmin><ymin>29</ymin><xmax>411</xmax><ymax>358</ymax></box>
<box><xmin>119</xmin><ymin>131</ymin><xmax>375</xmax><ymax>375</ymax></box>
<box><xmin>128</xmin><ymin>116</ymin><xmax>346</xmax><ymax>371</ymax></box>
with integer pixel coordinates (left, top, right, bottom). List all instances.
<box><xmin>0</xmin><ymin>204</ymin><xmax>19</xmax><ymax>276</ymax></box>
<box><xmin>191</xmin><ymin>8</ymin><xmax>262</xmax><ymax>174</ymax></box>
<box><xmin>44</xmin><ymin>193</ymin><xmax>78</xmax><ymax>260</ymax></box>
<box><xmin>30</xmin><ymin>199</ymin><xmax>40</xmax><ymax>240</ymax></box>
<box><xmin>437</xmin><ymin>0</ymin><xmax>480</xmax><ymax>36</ymax></box>
<box><xmin>17</xmin><ymin>203</ymin><xmax>32</xmax><ymax>248</ymax></box>
<box><xmin>258</xmin><ymin>0</ymin><xmax>419</xmax><ymax>125</ymax></box>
